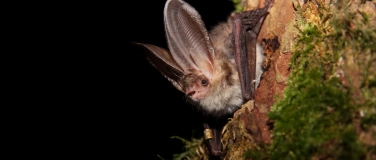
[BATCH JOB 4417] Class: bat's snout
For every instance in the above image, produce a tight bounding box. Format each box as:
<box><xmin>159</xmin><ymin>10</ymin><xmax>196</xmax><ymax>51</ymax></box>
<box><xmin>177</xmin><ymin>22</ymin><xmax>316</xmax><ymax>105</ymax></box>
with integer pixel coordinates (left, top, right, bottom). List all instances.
<box><xmin>185</xmin><ymin>87</ymin><xmax>205</xmax><ymax>101</ymax></box>
<box><xmin>186</xmin><ymin>90</ymin><xmax>195</xmax><ymax>97</ymax></box>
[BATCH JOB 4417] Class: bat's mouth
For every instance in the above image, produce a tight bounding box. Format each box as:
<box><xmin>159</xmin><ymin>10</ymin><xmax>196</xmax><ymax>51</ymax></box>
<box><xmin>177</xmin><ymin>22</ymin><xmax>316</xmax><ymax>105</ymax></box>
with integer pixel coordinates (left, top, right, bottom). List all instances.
<box><xmin>187</xmin><ymin>91</ymin><xmax>195</xmax><ymax>97</ymax></box>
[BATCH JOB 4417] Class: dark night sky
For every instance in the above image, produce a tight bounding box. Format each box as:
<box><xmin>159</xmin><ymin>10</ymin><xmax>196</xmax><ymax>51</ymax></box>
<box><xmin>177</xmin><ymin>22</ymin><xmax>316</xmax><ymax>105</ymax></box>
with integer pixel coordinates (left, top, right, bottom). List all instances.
<box><xmin>69</xmin><ymin>0</ymin><xmax>235</xmax><ymax>159</ymax></box>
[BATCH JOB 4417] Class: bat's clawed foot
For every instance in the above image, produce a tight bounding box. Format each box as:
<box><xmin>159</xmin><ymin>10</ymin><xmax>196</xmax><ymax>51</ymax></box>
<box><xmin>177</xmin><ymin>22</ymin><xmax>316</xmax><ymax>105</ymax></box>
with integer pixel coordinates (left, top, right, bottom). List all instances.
<box><xmin>203</xmin><ymin>122</ymin><xmax>225</xmax><ymax>159</ymax></box>
<box><xmin>205</xmin><ymin>135</ymin><xmax>223</xmax><ymax>158</ymax></box>
<box><xmin>231</xmin><ymin>0</ymin><xmax>274</xmax><ymax>27</ymax></box>
<box><xmin>209</xmin><ymin>149</ymin><xmax>222</xmax><ymax>158</ymax></box>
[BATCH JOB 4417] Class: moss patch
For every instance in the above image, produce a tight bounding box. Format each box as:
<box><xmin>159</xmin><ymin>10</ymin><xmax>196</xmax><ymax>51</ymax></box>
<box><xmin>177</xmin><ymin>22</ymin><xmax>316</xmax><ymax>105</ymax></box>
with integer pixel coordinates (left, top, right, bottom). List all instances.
<box><xmin>268</xmin><ymin>0</ymin><xmax>376</xmax><ymax>159</ymax></box>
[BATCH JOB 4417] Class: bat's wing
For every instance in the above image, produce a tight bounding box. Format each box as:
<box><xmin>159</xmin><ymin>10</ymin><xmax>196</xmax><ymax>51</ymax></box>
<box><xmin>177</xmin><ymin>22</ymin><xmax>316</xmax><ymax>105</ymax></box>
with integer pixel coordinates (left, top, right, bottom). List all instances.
<box><xmin>132</xmin><ymin>43</ymin><xmax>185</xmax><ymax>92</ymax></box>
<box><xmin>163</xmin><ymin>0</ymin><xmax>215</xmax><ymax>80</ymax></box>
<box><xmin>232</xmin><ymin>0</ymin><xmax>273</xmax><ymax>100</ymax></box>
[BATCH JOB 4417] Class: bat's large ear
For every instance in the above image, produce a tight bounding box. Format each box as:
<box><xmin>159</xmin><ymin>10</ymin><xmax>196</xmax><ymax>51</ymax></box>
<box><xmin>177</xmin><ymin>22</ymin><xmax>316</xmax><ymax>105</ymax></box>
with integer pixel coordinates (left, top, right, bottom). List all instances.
<box><xmin>132</xmin><ymin>43</ymin><xmax>185</xmax><ymax>92</ymax></box>
<box><xmin>164</xmin><ymin>0</ymin><xmax>215</xmax><ymax>80</ymax></box>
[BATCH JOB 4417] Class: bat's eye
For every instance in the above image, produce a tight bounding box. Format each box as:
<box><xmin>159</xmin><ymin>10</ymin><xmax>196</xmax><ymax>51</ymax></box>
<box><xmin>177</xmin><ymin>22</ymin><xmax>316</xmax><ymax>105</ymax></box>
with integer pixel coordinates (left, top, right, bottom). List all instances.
<box><xmin>201</xmin><ymin>79</ymin><xmax>208</xmax><ymax>86</ymax></box>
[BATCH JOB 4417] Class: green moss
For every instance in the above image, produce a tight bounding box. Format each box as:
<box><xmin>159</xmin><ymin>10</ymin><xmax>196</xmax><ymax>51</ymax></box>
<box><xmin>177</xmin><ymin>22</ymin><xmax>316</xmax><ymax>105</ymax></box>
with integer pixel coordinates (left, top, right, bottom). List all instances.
<box><xmin>268</xmin><ymin>0</ymin><xmax>376</xmax><ymax>159</ymax></box>
<box><xmin>169</xmin><ymin>136</ymin><xmax>209</xmax><ymax>160</ymax></box>
<box><xmin>232</xmin><ymin>0</ymin><xmax>244</xmax><ymax>12</ymax></box>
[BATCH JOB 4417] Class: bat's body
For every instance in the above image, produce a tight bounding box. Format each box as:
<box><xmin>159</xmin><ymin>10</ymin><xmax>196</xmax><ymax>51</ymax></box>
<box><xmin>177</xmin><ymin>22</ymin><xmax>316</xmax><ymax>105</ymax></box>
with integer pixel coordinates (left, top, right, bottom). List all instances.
<box><xmin>133</xmin><ymin>0</ymin><xmax>273</xmax><ymax>158</ymax></box>
<box><xmin>186</xmin><ymin>19</ymin><xmax>243</xmax><ymax>117</ymax></box>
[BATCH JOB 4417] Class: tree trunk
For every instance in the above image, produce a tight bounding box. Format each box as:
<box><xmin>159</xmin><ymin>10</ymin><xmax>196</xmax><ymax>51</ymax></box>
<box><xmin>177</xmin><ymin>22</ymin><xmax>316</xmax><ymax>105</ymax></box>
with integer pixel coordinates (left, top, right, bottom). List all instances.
<box><xmin>222</xmin><ymin>0</ymin><xmax>376</xmax><ymax>159</ymax></box>
<box><xmin>221</xmin><ymin>0</ymin><xmax>295</xmax><ymax>159</ymax></box>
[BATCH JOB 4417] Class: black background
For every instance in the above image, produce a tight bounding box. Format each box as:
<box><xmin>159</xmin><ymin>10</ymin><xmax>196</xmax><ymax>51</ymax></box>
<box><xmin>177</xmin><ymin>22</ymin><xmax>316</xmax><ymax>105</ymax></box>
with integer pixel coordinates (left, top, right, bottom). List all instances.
<box><xmin>68</xmin><ymin>0</ymin><xmax>235</xmax><ymax>159</ymax></box>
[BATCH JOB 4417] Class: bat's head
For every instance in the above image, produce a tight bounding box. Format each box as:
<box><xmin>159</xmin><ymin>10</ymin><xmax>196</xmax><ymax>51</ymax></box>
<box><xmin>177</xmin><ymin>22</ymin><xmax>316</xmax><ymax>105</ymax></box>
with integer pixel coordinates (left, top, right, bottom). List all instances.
<box><xmin>183</xmin><ymin>73</ymin><xmax>210</xmax><ymax>101</ymax></box>
<box><xmin>181</xmin><ymin>61</ymin><xmax>243</xmax><ymax>116</ymax></box>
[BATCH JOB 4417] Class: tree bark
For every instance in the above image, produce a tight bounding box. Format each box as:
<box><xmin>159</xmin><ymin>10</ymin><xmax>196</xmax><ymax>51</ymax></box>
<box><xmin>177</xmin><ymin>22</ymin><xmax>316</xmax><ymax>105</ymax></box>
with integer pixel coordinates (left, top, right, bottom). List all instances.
<box><xmin>222</xmin><ymin>0</ymin><xmax>295</xmax><ymax>159</ymax></box>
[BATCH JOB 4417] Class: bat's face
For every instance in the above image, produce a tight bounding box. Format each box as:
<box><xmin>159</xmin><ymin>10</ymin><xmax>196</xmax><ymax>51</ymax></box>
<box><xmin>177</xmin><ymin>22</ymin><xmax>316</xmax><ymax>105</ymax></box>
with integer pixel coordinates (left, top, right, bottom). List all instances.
<box><xmin>183</xmin><ymin>73</ymin><xmax>210</xmax><ymax>101</ymax></box>
<box><xmin>179</xmin><ymin>59</ymin><xmax>244</xmax><ymax>115</ymax></box>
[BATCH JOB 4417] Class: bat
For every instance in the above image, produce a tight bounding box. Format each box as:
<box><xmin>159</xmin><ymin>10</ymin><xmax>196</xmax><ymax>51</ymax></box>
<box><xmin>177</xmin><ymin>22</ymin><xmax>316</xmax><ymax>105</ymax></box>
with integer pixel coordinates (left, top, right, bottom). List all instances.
<box><xmin>133</xmin><ymin>0</ymin><xmax>273</xmax><ymax>158</ymax></box>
